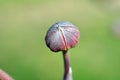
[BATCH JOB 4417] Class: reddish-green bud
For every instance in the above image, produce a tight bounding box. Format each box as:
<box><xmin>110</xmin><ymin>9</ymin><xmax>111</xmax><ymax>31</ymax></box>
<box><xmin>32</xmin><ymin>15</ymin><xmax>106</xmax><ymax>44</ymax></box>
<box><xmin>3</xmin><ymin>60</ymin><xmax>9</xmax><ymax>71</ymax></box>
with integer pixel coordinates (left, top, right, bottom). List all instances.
<box><xmin>45</xmin><ymin>21</ymin><xmax>80</xmax><ymax>52</ymax></box>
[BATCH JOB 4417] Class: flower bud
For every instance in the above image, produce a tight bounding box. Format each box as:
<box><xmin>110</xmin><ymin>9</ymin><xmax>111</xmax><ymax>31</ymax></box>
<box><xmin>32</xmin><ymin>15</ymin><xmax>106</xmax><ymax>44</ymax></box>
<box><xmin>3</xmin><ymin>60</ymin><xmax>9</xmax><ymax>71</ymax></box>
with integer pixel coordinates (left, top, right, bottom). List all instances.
<box><xmin>45</xmin><ymin>21</ymin><xmax>80</xmax><ymax>52</ymax></box>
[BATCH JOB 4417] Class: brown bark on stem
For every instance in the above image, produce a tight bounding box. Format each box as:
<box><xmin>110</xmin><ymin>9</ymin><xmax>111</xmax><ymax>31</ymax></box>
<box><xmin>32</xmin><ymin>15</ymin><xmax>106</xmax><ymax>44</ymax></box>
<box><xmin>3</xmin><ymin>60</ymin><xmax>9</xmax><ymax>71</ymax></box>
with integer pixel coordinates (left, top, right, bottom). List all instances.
<box><xmin>63</xmin><ymin>50</ymin><xmax>72</xmax><ymax>80</ymax></box>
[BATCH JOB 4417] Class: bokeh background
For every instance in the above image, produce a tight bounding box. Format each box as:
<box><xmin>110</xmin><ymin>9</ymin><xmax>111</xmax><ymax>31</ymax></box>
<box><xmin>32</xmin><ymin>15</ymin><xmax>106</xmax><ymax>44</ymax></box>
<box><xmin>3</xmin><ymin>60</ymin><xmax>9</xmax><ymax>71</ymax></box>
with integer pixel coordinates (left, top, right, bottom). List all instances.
<box><xmin>0</xmin><ymin>0</ymin><xmax>120</xmax><ymax>80</ymax></box>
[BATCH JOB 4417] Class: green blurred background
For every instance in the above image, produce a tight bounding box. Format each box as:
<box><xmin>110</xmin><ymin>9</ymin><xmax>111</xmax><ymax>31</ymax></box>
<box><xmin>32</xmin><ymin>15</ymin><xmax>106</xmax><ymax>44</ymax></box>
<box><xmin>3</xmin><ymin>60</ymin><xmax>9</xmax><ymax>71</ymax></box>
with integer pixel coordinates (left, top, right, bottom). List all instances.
<box><xmin>0</xmin><ymin>0</ymin><xmax>120</xmax><ymax>80</ymax></box>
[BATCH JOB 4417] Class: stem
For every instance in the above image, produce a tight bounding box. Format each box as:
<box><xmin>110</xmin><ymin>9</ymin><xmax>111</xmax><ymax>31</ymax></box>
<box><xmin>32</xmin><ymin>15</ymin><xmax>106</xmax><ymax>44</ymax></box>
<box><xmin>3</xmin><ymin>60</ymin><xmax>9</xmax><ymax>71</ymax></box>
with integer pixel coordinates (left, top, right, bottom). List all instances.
<box><xmin>63</xmin><ymin>50</ymin><xmax>72</xmax><ymax>80</ymax></box>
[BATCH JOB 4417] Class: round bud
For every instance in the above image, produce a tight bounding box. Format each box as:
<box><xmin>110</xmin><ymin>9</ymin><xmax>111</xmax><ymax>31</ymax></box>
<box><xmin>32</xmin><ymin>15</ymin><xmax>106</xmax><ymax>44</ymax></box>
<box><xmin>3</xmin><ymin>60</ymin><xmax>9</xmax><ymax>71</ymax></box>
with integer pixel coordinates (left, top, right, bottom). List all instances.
<box><xmin>45</xmin><ymin>21</ymin><xmax>80</xmax><ymax>52</ymax></box>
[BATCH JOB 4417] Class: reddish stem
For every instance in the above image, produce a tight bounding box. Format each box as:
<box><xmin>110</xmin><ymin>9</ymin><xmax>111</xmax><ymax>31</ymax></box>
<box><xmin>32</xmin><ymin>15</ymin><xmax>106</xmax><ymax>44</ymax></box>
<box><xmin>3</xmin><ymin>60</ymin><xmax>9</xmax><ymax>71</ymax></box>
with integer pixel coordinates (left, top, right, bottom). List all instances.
<box><xmin>63</xmin><ymin>50</ymin><xmax>72</xmax><ymax>80</ymax></box>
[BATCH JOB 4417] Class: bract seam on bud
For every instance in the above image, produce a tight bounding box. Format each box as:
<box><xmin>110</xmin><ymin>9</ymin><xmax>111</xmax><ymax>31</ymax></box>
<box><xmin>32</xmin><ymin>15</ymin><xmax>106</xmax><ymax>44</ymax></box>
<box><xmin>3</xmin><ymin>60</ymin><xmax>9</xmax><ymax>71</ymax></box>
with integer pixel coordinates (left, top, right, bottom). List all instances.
<box><xmin>57</xmin><ymin>25</ymin><xmax>68</xmax><ymax>51</ymax></box>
